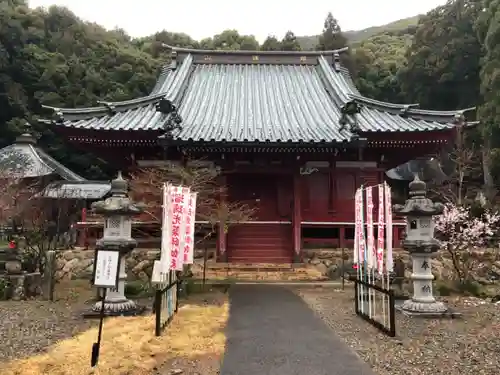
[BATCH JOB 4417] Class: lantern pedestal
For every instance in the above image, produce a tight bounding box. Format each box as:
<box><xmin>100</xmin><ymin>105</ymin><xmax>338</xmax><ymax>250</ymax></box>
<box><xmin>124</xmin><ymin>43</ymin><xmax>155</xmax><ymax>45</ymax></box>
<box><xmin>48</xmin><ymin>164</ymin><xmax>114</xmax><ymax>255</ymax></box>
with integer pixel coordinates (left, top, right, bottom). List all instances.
<box><xmin>399</xmin><ymin>249</ymin><xmax>447</xmax><ymax>316</ymax></box>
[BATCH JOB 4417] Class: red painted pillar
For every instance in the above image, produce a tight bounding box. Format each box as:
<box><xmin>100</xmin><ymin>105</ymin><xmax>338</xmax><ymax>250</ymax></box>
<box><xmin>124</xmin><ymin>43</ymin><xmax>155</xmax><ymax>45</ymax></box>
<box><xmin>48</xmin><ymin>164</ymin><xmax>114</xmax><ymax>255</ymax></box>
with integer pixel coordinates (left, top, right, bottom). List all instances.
<box><xmin>217</xmin><ymin>175</ymin><xmax>228</xmax><ymax>262</ymax></box>
<box><xmin>292</xmin><ymin>173</ymin><xmax>302</xmax><ymax>263</ymax></box>
<box><xmin>77</xmin><ymin>207</ymin><xmax>87</xmax><ymax>248</ymax></box>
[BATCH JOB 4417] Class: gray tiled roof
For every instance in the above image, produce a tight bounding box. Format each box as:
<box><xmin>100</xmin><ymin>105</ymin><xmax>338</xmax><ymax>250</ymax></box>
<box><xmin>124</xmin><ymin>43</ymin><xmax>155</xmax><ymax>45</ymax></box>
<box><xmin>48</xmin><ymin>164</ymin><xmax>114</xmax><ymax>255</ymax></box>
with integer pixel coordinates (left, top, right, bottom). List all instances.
<box><xmin>41</xmin><ymin>47</ymin><xmax>475</xmax><ymax>144</ymax></box>
<box><xmin>41</xmin><ymin>181</ymin><xmax>110</xmax><ymax>199</ymax></box>
<box><xmin>0</xmin><ymin>132</ymin><xmax>84</xmax><ymax>181</ymax></box>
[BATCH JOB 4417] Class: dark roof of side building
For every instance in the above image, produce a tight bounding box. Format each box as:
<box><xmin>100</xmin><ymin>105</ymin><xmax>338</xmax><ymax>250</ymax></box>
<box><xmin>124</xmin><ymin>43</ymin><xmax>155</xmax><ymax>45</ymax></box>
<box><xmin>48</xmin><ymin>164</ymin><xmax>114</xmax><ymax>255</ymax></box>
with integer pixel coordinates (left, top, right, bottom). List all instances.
<box><xmin>40</xmin><ymin>45</ymin><xmax>477</xmax><ymax>145</ymax></box>
<box><xmin>0</xmin><ymin>125</ymin><xmax>84</xmax><ymax>181</ymax></box>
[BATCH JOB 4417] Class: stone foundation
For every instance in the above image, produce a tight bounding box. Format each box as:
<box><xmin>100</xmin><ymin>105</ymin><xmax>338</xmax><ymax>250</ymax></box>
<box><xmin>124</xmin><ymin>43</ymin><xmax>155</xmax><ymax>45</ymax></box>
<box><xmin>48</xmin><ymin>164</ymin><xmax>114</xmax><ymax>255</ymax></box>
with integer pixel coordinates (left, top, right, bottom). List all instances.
<box><xmin>190</xmin><ymin>262</ymin><xmax>328</xmax><ymax>281</ymax></box>
<box><xmin>55</xmin><ymin>247</ymin><xmax>499</xmax><ymax>283</ymax></box>
<box><xmin>55</xmin><ymin>247</ymin><xmax>215</xmax><ymax>281</ymax></box>
<box><xmin>302</xmin><ymin>248</ymin><xmax>459</xmax><ymax>281</ymax></box>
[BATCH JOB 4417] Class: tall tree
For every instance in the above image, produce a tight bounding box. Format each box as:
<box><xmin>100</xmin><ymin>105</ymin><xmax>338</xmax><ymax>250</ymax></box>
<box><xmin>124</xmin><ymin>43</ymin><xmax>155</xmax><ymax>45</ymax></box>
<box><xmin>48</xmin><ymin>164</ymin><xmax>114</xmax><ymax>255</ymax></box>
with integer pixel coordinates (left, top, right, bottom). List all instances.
<box><xmin>261</xmin><ymin>35</ymin><xmax>281</xmax><ymax>51</ymax></box>
<box><xmin>316</xmin><ymin>12</ymin><xmax>354</xmax><ymax>73</ymax></box>
<box><xmin>280</xmin><ymin>31</ymin><xmax>301</xmax><ymax>51</ymax></box>
<box><xmin>399</xmin><ymin>0</ymin><xmax>482</xmax><ymax>110</ymax></box>
<box><xmin>476</xmin><ymin>0</ymin><xmax>500</xmax><ymax>199</ymax></box>
<box><xmin>316</xmin><ymin>12</ymin><xmax>348</xmax><ymax>50</ymax></box>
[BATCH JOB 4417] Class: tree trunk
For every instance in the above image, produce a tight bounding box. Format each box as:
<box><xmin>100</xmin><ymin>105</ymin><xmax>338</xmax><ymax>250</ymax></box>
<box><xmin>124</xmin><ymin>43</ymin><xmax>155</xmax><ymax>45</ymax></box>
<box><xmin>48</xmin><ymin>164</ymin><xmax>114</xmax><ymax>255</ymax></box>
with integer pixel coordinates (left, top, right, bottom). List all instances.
<box><xmin>482</xmin><ymin>138</ymin><xmax>496</xmax><ymax>203</ymax></box>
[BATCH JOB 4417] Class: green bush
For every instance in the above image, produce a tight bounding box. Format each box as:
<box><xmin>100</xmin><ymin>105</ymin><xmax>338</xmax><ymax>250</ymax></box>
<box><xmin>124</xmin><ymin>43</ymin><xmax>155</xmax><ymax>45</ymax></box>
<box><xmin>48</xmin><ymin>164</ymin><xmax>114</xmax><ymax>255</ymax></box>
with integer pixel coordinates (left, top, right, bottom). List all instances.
<box><xmin>0</xmin><ymin>278</ymin><xmax>10</xmax><ymax>300</ymax></box>
<box><xmin>435</xmin><ymin>281</ymin><xmax>452</xmax><ymax>296</ymax></box>
<box><xmin>435</xmin><ymin>279</ymin><xmax>486</xmax><ymax>297</ymax></box>
<box><xmin>456</xmin><ymin>280</ymin><xmax>482</xmax><ymax>297</ymax></box>
<box><xmin>125</xmin><ymin>280</ymin><xmax>154</xmax><ymax>297</ymax></box>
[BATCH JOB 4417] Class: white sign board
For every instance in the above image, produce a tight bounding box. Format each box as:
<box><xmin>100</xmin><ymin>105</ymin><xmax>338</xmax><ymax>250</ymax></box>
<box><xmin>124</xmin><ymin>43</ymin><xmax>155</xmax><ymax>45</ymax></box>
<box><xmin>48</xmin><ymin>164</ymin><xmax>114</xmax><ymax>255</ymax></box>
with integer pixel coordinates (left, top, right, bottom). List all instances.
<box><xmin>93</xmin><ymin>250</ymin><xmax>120</xmax><ymax>288</ymax></box>
<box><xmin>151</xmin><ymin>260</ymin><xmax>164</xmax><ymax>285</ymax></box>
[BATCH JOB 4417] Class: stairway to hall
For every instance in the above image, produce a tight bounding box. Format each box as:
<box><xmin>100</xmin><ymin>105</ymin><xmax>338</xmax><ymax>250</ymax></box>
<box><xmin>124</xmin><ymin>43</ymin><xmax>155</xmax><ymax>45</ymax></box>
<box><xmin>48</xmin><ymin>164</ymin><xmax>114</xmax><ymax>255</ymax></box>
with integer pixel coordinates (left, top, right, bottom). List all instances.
<box><xmin>227</xmin><ymin>224</ymin><xmax>293</xmax><ymax>263</ymax></box>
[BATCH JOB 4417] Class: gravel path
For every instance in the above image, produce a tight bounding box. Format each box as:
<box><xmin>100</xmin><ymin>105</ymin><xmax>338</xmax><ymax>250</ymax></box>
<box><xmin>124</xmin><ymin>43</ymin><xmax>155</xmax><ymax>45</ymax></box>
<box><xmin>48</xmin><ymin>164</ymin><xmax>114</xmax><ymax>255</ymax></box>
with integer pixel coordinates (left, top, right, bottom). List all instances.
<box><xmin>0</xmin><ymin>298</ymin><xmax>97</xmax><ymax>361</ymax></box>
<box><xmin>295</xmin><ymin>286</ymin><xmax>500</xmax><ymax>375</ymax></box>
<box><xmin>220</xmin><ymin>284</ymin><xmax>375</xmax><ymax>375</ymax></box>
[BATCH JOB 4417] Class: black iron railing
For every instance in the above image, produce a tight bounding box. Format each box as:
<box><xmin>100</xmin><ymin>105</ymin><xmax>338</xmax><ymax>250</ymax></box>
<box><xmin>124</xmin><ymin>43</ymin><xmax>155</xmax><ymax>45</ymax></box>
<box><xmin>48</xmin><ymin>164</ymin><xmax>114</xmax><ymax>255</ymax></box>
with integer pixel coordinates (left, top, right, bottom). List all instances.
<box><xmin>154</xmin><ymin>271</ymin><xmax>180</xmax><ymax>336</ymax></box>
<box><xmin>354</xmin><ymin>277</ymin><xmax>396</xmax><ymax>337</ymax></box>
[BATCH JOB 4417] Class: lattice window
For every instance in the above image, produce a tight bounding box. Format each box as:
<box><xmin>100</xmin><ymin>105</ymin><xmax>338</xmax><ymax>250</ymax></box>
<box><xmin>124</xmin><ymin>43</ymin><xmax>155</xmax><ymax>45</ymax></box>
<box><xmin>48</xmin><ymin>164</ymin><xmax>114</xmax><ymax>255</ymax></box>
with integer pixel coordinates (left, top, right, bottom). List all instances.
<box><xmin>108</xmin><ymin>217</ymin><xmax>120</xmax><ymax>228</ymax></box>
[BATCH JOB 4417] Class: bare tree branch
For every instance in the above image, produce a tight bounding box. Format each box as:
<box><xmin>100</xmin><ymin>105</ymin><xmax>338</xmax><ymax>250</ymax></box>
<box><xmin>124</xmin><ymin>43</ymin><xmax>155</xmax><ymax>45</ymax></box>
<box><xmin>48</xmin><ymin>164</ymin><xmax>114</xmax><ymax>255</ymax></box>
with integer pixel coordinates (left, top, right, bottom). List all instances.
<box><xmin>128</xmin><ymin>160</ymin><xmax>256</xmax><ymax>243</ymax></box>
<box><xmin>429</xmin><ymin>125</ymin><xmax>482</xmax><ymax>205</ymax></box>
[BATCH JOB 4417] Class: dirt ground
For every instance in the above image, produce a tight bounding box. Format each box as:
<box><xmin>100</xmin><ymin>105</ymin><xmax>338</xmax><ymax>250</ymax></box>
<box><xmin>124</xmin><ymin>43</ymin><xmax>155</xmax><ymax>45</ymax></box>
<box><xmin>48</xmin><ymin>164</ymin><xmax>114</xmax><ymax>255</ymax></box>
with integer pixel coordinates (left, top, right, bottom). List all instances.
<box><xmin>296</xmin><ymin>286</ymin><xmax>500</xmax><ymax>375</ymax></box>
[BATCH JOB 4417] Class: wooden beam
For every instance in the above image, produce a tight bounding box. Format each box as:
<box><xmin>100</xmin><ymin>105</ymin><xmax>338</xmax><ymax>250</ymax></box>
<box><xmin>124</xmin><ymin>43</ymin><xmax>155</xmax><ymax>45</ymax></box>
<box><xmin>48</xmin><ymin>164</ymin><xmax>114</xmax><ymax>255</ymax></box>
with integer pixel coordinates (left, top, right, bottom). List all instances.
<box><xmin>217</xmin><ymin>175</ymin><xmax>228</xmax><ymax>262</ymax></box>
<box><xmin>292</xmin><ymin>172</ymin><xmax>302</xmax><ymax>262</ymax></box>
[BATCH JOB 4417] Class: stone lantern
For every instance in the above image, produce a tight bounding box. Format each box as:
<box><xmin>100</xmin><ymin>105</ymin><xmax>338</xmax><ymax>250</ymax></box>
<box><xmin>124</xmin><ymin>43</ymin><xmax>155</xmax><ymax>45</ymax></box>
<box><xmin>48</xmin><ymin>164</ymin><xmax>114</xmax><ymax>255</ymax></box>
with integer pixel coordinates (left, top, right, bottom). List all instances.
<box><xmin>393</xmin><ymin>175</ymin><xmax>448</xmax><ymax>316</ymax></box>
<box><xmin>88</xmin><ymin>172</ymin><xmax>144</xmax><ymax>316</ymax></box>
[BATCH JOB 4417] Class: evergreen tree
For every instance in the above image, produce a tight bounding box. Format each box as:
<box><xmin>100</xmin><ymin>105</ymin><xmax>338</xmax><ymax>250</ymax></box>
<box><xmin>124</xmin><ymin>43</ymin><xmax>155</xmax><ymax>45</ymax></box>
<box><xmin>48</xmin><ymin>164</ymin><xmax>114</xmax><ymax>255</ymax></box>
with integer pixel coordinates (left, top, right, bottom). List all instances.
<box><xmin>477</xmin><ymin>0</ymin><xmax>500</xmax><ymax>198</ymax></box>
<box><xmin>261</xmin><ymin>35</ymin><xmax>281</xmax><ymax>51</ymax></box>
<box><xmin>316</xmin><ymin>12</ymin><xmax>354</xmax><ymax>73</ymax></box>
<box><xmin>316</xmin><ymin>12</ymin><xmax>348</xmax><ymax>50</ymax></box>
<box><xmin>280</xmin><ymin>31</ymin><xmax>301</xmax><ymax>51</ymax></box>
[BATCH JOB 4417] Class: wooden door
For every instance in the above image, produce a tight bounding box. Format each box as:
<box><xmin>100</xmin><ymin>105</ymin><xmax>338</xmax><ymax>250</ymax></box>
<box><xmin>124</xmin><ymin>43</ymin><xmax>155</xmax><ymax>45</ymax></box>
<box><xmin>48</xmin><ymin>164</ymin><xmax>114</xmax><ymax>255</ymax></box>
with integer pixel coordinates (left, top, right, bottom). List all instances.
<box><xmin>301</xmin><ymin>172</ymin><xmax>330</xmax><ymax>220</ymax></box>
<box><xmin>228</xmin><ymin>174</ymin><xmax>280</xmax><ymax>221</ymax></box>
<box><xmin>336</xmin><ymin>172</ymin><xmax>356</xmax><ymax>215</ymax></box>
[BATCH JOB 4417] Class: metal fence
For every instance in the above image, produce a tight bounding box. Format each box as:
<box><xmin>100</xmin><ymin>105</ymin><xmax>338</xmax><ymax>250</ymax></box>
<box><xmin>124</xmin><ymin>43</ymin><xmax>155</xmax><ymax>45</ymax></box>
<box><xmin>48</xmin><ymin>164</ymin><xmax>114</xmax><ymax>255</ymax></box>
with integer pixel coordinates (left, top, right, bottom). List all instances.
<box><xmin>154</xmin><ymin>271</ymin><xmax>180</xmax><ymax>337</ymax></box>
<box><xmin>354</xmin><ymin>277</ymin><xmax>396</xmax><ymax>337</ymax></box>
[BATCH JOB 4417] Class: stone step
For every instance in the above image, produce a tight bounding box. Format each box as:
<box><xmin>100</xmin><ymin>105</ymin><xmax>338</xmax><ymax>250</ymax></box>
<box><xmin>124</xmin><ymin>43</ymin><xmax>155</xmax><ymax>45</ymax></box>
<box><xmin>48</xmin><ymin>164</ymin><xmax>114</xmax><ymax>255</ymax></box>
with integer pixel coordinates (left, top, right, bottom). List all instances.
<box><xmin>191</xmin><ymin>267</ymin><xmax>327</xmax><ymax>282</ymax></box>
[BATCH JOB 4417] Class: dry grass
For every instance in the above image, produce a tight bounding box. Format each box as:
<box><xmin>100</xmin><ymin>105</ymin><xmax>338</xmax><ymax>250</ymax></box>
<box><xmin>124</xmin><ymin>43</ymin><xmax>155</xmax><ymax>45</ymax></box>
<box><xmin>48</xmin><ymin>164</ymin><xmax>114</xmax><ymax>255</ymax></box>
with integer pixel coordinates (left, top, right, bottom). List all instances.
<box><xmin>0</xmin><ymin>290</ymin><xmax>228</xmax><ymax>375</ymax></box>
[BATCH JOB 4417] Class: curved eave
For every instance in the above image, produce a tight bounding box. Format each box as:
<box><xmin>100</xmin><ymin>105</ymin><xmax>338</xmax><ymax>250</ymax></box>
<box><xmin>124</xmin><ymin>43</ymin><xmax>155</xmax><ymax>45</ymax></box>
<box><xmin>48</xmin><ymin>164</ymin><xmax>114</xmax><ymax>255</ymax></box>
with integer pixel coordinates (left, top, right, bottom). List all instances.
<box><xmin>348</xmin><ymin>93</ymin><xmax>476</xmax><ymax>123</ymax></box>
<box><xmin>41</xmin><ymin>92</ymin><xmax>167</xmax><ymax>121</ymax></box>
<box><xmin>162</xmin><ymin>43</ymin><xmax>349</xmax><ymax>56</ymax></box>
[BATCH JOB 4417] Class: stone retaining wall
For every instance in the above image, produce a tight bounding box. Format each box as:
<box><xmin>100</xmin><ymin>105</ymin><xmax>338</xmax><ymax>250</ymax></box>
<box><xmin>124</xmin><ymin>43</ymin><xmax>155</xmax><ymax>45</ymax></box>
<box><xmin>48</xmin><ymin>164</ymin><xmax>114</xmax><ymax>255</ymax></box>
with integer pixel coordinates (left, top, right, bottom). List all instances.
<box><xmin>57</xmin><ymin>247</ymin><xmax>500</xmax><ymax>282</ymax></box>
<box><xmin>55</xmin><ymin>248</ymin><xmax>214</xmax><ymax>280</ymax></box>
<box><xmin>302</xmin><ymin>248</ymin><xmax>455</xmax><ymax>280</ymax></box>
<box><xmin>303</xmin><ymin>248</ymin><xmax>500</xmax><ymax>282</ymax></box>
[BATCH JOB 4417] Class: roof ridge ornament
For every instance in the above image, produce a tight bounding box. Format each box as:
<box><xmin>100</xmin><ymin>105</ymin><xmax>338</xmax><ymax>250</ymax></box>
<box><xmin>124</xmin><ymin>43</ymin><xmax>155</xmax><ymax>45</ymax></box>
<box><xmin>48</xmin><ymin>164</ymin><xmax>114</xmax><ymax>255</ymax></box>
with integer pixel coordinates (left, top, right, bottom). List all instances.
<box><xmin>15</xmin><ymin>121</ymin><xmax>37</xmax><ymax>145</ymax></box>
<box><xmin>97</xmin><ymin>101</ymin><xmax>117</xmax><ymax>115</ymax></box>
<box><xmin>399</xmin><ymin>104</ymin><xmax>420</xmax><ymax>117</ymax></box>
<box><xmin>171</xmin><ymin>50</ymin><xmax>178</xmax><ymax>70</ymax></box>
<box><xmin>156</xmin><ymin>98</ymin><xmax>183</xmax><ymax>139</ymax></box>
<box><xmin>333</xmin><ymin>52</ymin><xmax>341</xmax><ymax>72</ymax></box>
<box><xmin>453</xmin><ymin>111</ymin><xmax>466</xmax><ymax>125</ymax></box>
<box><xmin>339</xmin><ymin>100</ymin><xmax>361</xmax><ymax>134</ymax></box>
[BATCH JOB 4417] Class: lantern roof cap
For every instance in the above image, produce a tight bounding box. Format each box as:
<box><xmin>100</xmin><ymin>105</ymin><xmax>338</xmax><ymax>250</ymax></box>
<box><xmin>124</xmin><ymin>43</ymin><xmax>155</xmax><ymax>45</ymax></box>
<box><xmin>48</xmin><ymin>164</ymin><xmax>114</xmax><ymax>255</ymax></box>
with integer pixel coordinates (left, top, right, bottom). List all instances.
<box><xmin>110</xmin><ymin>171</ymin><xmax>128</xmax><ymax>195</ymax></box>
<box><xmin>393</xmin><ymin>175</ymin><xmax>443</xmax><ymax>217</ymax></box>
<box><xmin>409</xmin><ymin>174</ymin><xmax>426</xmax><ymax>195</ymax></box>
<box><xmin>91</xmin><ymin>172</ymin><xmax>144</xmax><ymax>216</ymax></box>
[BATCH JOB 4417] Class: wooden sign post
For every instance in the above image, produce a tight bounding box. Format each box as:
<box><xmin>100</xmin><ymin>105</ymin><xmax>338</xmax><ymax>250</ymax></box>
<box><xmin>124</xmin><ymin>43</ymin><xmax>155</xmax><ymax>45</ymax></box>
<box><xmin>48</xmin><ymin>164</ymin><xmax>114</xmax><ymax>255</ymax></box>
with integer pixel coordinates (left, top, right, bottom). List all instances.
<box><xmin>90</xmin><ymin>248</ymin><xmax>121</xmax><ymax>367</ymax></box>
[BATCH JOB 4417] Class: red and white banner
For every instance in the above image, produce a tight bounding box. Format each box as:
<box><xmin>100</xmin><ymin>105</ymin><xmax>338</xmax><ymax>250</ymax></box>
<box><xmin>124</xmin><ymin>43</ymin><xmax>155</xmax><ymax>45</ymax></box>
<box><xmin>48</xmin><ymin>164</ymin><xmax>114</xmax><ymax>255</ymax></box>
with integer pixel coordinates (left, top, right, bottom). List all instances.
<box><xmin>160</xmin><ymin>183</ymin><xmax>172</xmax><ymax>278</ymax></box>
<box><xmin>354</xmin><ymin>189</ymin><xmax>362</xmax><ymax>265</ymax></box>
<box><xmin>377</xmin><ymin>184</ymin><xmax>385</xmax><ymax>275</ymax></box>
<box><xmin>366</xmin><ymin>187</ymin><xmax>375</xmax><ymax>269</ymax></box>
<box><xmin>183</xmin><ymin>192</ymin><xmax>197</xmax><ymax>264</ymax></box>
<box><xmin>384</xmin><ymin>182</ymin><xmax>394</xmax><ymax>272</ymax></box>
<box><xmin>169</xmin><ymin>185</ymin><xmax>190</xmax><ymax>271</ymax></box>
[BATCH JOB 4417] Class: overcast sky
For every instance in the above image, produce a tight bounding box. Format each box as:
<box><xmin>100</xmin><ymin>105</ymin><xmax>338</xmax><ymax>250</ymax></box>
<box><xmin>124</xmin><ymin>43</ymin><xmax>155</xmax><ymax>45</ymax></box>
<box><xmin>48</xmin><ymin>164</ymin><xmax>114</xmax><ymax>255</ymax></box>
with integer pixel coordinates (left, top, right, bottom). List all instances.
<box><xmin>29</xmin><ymin>0</ymin><xmax>446</xmax><ymax>43</ymax></box>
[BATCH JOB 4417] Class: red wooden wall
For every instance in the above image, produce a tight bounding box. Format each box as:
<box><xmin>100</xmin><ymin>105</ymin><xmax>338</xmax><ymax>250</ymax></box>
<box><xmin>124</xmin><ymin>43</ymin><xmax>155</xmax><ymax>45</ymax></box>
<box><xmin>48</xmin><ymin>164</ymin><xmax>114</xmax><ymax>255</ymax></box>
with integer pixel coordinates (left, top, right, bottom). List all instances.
<box><xmin>301</xmin><ymin>168</ymin><xmax>383</xmax><ymax>222</ymax></box>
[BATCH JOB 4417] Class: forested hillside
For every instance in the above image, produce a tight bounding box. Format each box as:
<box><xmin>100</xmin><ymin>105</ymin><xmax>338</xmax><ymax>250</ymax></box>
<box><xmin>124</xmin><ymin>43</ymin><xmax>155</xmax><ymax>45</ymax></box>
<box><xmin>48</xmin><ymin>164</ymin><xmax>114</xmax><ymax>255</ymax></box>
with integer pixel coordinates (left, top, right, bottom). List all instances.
<box><xmin>1</xmin><ymin>0</ymin><xmax>499</xmax><ymax>193</ymax></box>
<box><xmin>296</xmin><ymin>15</ymin><xmax>421</xmax><ymax>49</ymax></box>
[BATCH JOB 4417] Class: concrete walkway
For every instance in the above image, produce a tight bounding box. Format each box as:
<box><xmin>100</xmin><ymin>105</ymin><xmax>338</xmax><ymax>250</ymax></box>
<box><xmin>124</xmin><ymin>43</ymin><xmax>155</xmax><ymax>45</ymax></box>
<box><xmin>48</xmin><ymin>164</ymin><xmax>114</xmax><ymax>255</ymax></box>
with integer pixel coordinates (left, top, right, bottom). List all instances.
<box><xmin>220</xmin><ymin>285</ymin><xmax>375</xmax><ymax>375</ymax></box>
